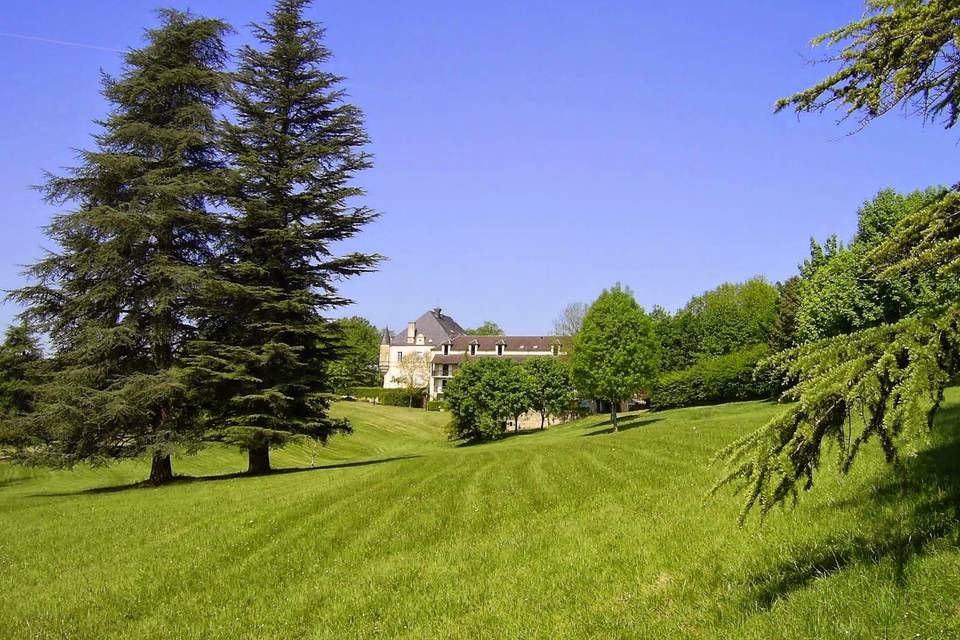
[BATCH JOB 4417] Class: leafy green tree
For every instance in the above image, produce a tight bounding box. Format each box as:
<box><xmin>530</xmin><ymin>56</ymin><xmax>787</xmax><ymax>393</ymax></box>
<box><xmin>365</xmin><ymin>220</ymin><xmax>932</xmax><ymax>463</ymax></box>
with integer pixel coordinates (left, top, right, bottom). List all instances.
<box><xmin>0</xmin><ymin>324</ymin><xmax>41</xmax><ymax>417</ymax></box>
<box><xmin>795</xmin><ymin>188</ymin><xmax>946</xmax><ymax>343</ymax></box>
<box><xmin>445</xmin><ymin>357</ymin><xmax>528</xmax><ymax>441</ymax></box>
<box><xmin>687</xmin><ymin>278</ymin><xmax>778</xmax><ymax>358</ymax></box>
<box><xmin>197</xmin><ymin>0</ymin><xmax>381</xmax><ymax>473</ymax></box>
<box><xmin>650</xmin><ymin>305</ymin><xmax>698</xmax><ymax>372</ymax></box>
<box><xmin>716</xmin><ymin>0</ymin><xmax>960</xmax><ymax>521</ymax></box>
<box><xmin>651</xmin><ymin>277</ymin><xmax>777</xmax><ymax>373</ymax></box>
<box><xmin>769</xmin><ymin>276</ymin><xmax>801</xmax><ymax>351</ymax></box>
<box><xmin>571</xmin><ymin>285</ymin><xmax>659</xmax><ymax>431</ymax></box>
<box><xmin>327</xmin><ymin>316</ymin><xmax>382</xmax><ymax>389</ymax></box>
<box><xmin>522</xmin><ymin>357</ymin><xmax>576</xmax><ymax>429</ymax></box>
<box><xmin>7</xmin><ymin>10</ymin><xmax>230</xmax><ymax>484</ymax></box>
<box><xmin>465</xmin><ymin>321</ymin><xmax>505</xmax><ymax>336</ymax></box>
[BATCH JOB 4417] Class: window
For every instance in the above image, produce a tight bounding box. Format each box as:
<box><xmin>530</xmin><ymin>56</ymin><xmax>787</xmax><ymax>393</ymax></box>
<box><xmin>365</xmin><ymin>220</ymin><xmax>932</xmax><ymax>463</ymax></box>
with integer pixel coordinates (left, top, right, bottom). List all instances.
<box><xmin>496</xmin><ymin>344</ymin><xmax>505</xmax><ymax>356</ymax></box>
<box><xmin>442</xmin><ymin>364</ymin><xmax>450</xmax><ymax>376</ymax></box>
<box><xmin>551</xmin><ymin>344</ymin><xmax>560</xmax><ymax>356</ymax></box>
<box><xmin>396</xmin><ymin>351</ymin><xmax>403</xmax><ymax>362</ymax></box>
<box><xmin>443</xmin><ymin>344</ymin><xmax>450</xmax><ymax>355</ymax></box>
<box><xmin>469</xmin><ymin>343</ymin><xmax>477</xmax><ymax>356</ymax></box>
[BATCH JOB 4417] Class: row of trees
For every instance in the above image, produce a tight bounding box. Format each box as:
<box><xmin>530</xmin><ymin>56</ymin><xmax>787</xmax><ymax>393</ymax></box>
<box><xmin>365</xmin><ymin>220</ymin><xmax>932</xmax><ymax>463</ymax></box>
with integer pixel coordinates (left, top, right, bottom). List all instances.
<box><xmin>0</xmin><ymin>0</ymin><xmax>379</xmax><ymax>482</ymax></box>
<box><xmin>445</xmin><ymin>356</ymin><xmax>576</xmax><ymax>441</ymax></box>
<box><xmin>447</xmin><ymin>285</ymin><xmax>660</xmax><ymax>440</ymax></box>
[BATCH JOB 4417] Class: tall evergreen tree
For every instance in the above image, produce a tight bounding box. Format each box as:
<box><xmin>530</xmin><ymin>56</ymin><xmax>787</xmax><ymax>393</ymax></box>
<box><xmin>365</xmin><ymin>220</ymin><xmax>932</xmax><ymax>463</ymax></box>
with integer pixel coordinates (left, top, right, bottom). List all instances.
<box><xmin>0</xmin><ymin>323</ymin><xmax>42</xmax><ymax>416</ymax></box>
<box><xmin>199</xmin><ymin>0</ymin><xmax>381</xmax><ymax>473</ymax></box>
<box><xmin>8</xmin><ymin>10</ymin><xmax>230</xmax><ymax>484</ymax></box>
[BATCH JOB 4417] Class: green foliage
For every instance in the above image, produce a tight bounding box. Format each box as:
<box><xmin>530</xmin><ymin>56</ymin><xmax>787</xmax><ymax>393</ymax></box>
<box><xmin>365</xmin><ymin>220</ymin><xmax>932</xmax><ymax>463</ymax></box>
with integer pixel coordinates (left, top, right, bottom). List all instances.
<box><xmin>0</xmin><ymin>324</ymin><xmax>41</xmax><ymax>417</ymax></box>
<box><xmin>343</xmin><ymin>386</ymin><xmax>425</xmax><ymax>408</ymax></box>
<box><xmin>795</xmin><ymin>188</ymin><xmax>945</xmax><ymax>343</ymax></box>
<box><xmin>425</xmin><ymin>400</ymin><xmax>444</xmax><ymax>412</ymax></box>
<box><xmin>328</xmin><ymin>316</ymin><xmax>382</xmax><ymax>389</ymax></box>
<box><xmin>686</xmin><ymin>278</ymin><xmax>779</xmax><ymax>358</ymax></box>
<box><xmin>769</xmin><ymin>276</ymin><xmax>802</xmax><ymax>351</ymax></box>
<box><xmin>6</xmin><ymin>10</ymin><xmax>231</xmax><ymax>483</ymax></box>
<box><xmin>444</xmin><ymin>357</ymin><xmax>528</xmax><ymax>441</ymax></box>
<box><xmin>650</xmin><ymin>345</ymin><xmax>772</xmax><ymax>410</ymax></box>
<box><xmin>653</xmin><ymin>277</ymin><xmax>779</xmax><ymax>372</ymax></box>
<box><xmin>650</xmin><ymin>304</ymin><xmax>699</xmax><ymax>372</ymax></box>
<box><xmin>465</xmin><ymin>321</ymin><xmax>505</xmax><ymax>336</ymax></box>
<box><xmin>521</xmin><ymin>357</ymin><xmax>577</xmax><ymax>429</ymax></box>
<box><xmin>718</xmin><ymin>0</ymin><xmax>960</xmax><ymax>519</ymax></box>
<box><xmin>775</xmin><ymin>0</ymin><xmax>960</xmax><ymax>130</ymax></box>
<box><xmin>191</xmin><ymin>0</ymin><xmax>380</xmax><ymax>469</ymax></box>
<box><xmin>571</xmin><ymin>285</ymin><xmax>659</xmax><ymax>426</ymax></box>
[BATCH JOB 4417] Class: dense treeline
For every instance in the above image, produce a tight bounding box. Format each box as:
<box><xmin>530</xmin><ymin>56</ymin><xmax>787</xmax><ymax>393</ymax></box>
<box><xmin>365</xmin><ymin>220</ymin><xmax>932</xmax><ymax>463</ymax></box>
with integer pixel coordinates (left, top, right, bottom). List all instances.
<box><xmin>0</xmin><ymin>0</ymin><xmax>379</xmax><ymax>482</ymax></box>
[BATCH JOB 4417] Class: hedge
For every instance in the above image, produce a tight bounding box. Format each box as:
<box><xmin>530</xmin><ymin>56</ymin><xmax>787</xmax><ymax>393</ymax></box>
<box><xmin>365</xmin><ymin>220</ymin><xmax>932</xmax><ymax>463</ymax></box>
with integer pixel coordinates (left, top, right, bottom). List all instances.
<box><xmin>650</xmin><ymin>344</ymin><xmax>774</xmax><ymax>410</ymax></box>
<box><xmin>341</xmin><ymin>386</ymin><xmax>426</xmax><ymax>408</ymax></box>
<box><xmin>425</xmin><ymin>400</ymin><xmax>444</xmax><ymax>412</ymax></box>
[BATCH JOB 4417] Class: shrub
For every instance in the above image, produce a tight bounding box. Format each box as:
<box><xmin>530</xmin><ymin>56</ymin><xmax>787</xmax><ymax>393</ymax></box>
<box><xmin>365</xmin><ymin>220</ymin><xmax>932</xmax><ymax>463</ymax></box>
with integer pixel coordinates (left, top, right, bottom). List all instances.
<box><xmin>425</xmin><ymin>400</ymin><xmax>444</xmax><ymax>412</ymax></box>
<box><xmin>341</xmin><ymin>386</ymin><xmax>426</xmax><ymax>408</ymax></box>
<box><xmin>650</xmin><ymin>344</ymin><xmax>773</xmax><ymax>410</ymax></box>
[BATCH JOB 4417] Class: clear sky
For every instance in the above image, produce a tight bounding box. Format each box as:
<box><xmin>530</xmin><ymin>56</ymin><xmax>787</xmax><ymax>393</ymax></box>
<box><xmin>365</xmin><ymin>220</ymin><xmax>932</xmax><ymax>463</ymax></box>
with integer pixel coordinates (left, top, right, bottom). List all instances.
<box><xmin>0</xmin><ymin>1</ymin><xmax>956</xmax><ymax>335</ymax></box>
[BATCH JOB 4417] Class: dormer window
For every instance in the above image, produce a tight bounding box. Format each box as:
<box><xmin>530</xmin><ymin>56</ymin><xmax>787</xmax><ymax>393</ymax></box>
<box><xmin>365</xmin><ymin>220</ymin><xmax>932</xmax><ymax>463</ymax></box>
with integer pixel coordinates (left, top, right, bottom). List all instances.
<box><xmin>551</xmin><ymin>344</ymin><xmax>560</xmax><ymax>356</ymax></box>
<box><xmin>443</xmin><ymin>344</ymin><xmax>450</xmax><ymax>355</ymax></box>
<box><xmin>496</xmin><ymin>343</ymin><xmax>505</xmax><ymax>356</ymax></box>
<box><xmin>469</xmin><ymin>343</ymin><xmax>478</xmax><ymax>356</ymax></box>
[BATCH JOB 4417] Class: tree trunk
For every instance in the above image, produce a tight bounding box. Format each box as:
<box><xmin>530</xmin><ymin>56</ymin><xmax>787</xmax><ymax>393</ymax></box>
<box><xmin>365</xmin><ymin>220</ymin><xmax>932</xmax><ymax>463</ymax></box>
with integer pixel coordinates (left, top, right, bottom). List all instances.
<box><xmin>540</xmin><ymin>412</ymin><xmax>546</xmax><ymax>430</ymax></box>
<box><xmin>610</xmin><ymin>405</ymin><xmax>619</xmax><ymax>433</ymax></box>
<box><xmin>149</xmin><ymin>452</ymin><xmax>174</xmax><ymax>485</ymax></box>
<box><xmin>248</xmin><ymin>446</ymin><xmax>271</xmax><ymax>474</ymax></box>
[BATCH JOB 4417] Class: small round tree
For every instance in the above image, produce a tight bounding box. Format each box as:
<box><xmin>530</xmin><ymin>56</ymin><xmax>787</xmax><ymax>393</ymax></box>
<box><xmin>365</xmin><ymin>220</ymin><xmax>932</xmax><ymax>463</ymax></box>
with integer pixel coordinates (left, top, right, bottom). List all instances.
<box><xmin>444</xmin><ymin>357</ymin><xmax>528</xmax><ymax>442</ymax></box>
<box><xmin>522</xmin><ymin>357</ymin><xmax>576</xmax><ymax>430</ymax></box>
<box><xmin>571</xmin><ymin>285</ymin><xmax>659</xmax><ymax>432</ymax></box>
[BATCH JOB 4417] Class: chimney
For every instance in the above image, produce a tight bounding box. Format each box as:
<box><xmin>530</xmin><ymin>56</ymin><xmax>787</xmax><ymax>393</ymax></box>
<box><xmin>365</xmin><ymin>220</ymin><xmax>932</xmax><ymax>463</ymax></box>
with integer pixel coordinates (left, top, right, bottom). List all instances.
<box><xmin>407</xmin><ymin>321</ymin><xmax>416</xmax><ymax>344</ymax></box>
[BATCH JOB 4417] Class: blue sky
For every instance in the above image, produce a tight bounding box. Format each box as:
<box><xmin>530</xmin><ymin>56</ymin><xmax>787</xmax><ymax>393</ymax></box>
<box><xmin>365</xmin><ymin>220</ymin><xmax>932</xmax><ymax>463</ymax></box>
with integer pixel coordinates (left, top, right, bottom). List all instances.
<box><xmin>0</xmin><ymin>1</ymin><xmax>955</xmax><ymax>335</ymax></box>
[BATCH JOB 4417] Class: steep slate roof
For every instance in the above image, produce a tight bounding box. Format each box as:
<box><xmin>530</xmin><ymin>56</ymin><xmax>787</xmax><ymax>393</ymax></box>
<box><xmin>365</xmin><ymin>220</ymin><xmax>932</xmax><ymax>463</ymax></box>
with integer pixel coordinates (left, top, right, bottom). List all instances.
<box><xmin>389</xmin><ymin>309</ymin><xmax>466</xmax><ymax>346</ymax></box>
<box><xmin>441</xmin><ymin>335</ymin><xmax>570</xmax><ymax>352</ymax></box>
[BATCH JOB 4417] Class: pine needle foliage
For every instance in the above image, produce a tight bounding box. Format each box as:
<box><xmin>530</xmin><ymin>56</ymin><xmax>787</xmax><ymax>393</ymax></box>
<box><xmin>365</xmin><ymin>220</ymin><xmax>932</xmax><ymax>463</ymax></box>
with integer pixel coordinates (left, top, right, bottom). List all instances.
<box><xmin>193</xmin><ymin>0</ymin><xmax>382</xmax><ymax>473</ymax></box>
<box><xmin>6</xmin><ymin>10</ymin><xmax>230</xmax><ymax>484</ymax></box>
<box><xmin>717</xmin><ymin>1</ymin><xmax>960</xmax><ymax>521</ymax></box>
<box><xmin>775</xmin><ymin>0</ymin><xmax>960</xmax><ymax>130</ymax></box>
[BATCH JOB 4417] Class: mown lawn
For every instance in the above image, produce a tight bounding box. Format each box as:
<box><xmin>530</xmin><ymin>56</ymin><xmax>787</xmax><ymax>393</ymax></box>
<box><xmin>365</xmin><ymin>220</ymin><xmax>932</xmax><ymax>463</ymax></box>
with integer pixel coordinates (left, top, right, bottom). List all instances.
<box><xmin>1</xmin><ymin>395</ymin><xmax>958</xmax><ymax>639</ymax></box>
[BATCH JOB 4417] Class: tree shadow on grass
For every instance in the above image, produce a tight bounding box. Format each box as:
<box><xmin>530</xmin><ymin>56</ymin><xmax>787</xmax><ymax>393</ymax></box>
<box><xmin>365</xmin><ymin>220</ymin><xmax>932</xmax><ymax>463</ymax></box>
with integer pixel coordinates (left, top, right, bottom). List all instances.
<box><xmin>30</xmin><ymin>455</ymin><xmax>420</xmax><ymax>498</ymax></box>
<box><xmin>455</xmin><ymin>428</ymin><xmax>546</xmax><ymax>448</ymax></box>
<box><xmin>742</xmin><ymin>404</ymin><xmax>960</xmax><ymax>610</ymax></box>
<box><xmin>582</xmin><ymin>415</ymin><xmax>662</xmax><ymax>436</ymax></box>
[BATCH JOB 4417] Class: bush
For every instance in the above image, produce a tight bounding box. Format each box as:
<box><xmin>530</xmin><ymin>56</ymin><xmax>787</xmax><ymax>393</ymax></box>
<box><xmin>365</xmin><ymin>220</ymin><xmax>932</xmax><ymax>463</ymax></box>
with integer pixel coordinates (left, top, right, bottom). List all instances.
<box><xmin>650</xmin><ymin>344</ymin><xmax>773</xmax><ymax>410</ymax></box>
<box><xmin>425</xmin><ymin>400</ymin><xmax>444</xmax><ymax>412</ymax></box>
<box><xmin>341</xmin><ymin>386</ymin><xmax>426</xmax><ymax>408</ymax></box>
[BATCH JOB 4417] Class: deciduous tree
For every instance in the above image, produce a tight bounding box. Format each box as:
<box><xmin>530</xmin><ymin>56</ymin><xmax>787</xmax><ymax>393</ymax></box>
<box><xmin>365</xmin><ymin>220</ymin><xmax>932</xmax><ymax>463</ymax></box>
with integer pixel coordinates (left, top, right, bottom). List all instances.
<box><xmin>571</xmin><ymin>285</ymin><xmax>659</xmax><ymax>432</ymax></box>
<box><xmin>445</xmin><ymin>357</ymin><xmax>528</xmax><ymax>441</ymax></box>
<box><xmin>465</xmin><ymin>321</ymin><xmax>505</xmax><ymax>336</ymax></box>
<box><xmin>553</xmin><ymin>302</ymin><xmax>588</xmax><ymax>337</ymax></box>
<box><xmin>522</xmin><ymin>357</ymin><xmax>575</xmax><ymax>429</ymax></box>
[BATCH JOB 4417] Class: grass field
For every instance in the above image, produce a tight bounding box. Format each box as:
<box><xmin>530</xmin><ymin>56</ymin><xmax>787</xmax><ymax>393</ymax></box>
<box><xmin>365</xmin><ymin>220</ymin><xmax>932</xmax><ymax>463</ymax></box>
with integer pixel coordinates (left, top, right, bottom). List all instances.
<box><xmin>1</xmin><ymin>395</ymin><xmax>958</xmax><ymax>639</ymax></box>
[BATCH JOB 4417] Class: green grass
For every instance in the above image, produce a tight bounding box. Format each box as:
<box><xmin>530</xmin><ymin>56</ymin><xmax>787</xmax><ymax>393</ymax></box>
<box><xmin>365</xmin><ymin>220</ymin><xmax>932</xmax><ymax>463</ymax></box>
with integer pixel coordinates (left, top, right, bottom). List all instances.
<box><xmin>1</xmin><ymin>395</ymin><xmax>958</xmax><ymax>639</ymax></box>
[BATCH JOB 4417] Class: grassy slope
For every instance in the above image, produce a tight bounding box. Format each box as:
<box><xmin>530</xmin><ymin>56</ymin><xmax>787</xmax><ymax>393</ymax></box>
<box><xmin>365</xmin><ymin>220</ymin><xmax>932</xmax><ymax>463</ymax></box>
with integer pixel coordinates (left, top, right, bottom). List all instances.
<box><xmin>0</xmin><ymin>396</ymin><xmax>958</xmax><ymax>639</ymax></box>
